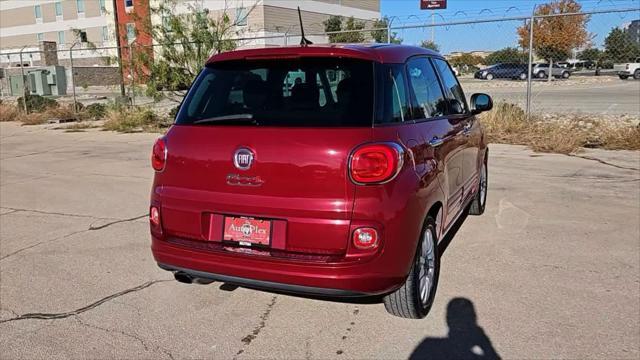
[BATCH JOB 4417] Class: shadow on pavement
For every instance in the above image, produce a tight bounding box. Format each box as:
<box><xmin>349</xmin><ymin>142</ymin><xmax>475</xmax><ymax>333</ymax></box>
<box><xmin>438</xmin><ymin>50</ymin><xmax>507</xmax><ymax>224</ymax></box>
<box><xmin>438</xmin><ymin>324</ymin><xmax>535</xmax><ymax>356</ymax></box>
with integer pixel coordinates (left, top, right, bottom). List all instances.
<box><xmin>409</xmin><ymin>297</ymin><xmax>501</xmax><ymax>360</ymax></box>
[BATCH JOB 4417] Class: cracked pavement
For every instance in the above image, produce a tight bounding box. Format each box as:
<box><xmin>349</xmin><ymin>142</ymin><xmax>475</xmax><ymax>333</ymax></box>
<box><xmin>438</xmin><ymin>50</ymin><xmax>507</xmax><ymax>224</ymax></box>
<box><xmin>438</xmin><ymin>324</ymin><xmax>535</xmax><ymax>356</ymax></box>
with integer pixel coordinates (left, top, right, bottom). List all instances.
<box><xmin>1</xmin><ymin>122</ymin><xmax>639</xmax><ymax>359</ymax></box>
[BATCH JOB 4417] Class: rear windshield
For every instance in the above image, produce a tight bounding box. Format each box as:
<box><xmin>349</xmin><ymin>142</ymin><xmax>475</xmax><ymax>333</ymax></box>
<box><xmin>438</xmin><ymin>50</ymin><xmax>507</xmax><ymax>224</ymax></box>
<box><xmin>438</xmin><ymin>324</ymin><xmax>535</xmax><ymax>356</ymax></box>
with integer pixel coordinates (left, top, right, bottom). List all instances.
<box><xmin>175</xmin><ymin>58</ymin><xmax>374</xmax><ymax>127</ymax></box>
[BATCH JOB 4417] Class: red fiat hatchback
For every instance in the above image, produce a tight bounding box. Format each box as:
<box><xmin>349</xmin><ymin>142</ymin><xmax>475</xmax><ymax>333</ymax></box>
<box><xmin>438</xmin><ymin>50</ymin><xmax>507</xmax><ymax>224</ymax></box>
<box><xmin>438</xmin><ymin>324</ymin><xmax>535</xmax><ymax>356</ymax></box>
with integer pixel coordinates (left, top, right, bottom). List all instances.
<box><xmin>150</xmin><ymin>44</ymin><xmax>492</xmax><ymax>319</ymax></box>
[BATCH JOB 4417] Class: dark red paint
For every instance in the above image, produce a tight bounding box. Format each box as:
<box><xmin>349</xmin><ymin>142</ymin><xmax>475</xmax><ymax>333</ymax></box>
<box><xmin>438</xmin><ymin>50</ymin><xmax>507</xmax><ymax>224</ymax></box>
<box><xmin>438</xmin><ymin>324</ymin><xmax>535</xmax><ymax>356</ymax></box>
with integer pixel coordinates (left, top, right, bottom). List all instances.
<box><xmin>150</xmin><ymin>44</ymin><xmax>487</xmax><ymax>295</ymax></box>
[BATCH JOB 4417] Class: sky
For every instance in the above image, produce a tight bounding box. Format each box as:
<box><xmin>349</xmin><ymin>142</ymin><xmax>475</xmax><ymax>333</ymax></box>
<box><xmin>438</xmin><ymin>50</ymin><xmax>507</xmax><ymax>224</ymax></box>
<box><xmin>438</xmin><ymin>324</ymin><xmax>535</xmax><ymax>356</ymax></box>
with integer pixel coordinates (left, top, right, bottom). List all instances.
<box><xmin>379</xmin><ymin>0</ymin><xmax>640</xmax><ymax>54</ymax></box>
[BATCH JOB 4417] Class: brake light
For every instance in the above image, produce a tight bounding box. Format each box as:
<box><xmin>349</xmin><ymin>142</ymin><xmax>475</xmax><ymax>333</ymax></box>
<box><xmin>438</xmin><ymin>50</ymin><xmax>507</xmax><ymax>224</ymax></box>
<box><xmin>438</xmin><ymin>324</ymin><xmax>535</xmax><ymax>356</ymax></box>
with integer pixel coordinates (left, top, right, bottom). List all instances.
<box><xmin>349</xmin><ymin>143</ymin><xmax>403</xmax><ymax>184</ymax></box>
<box><xmin>150</xmin><ymin>206</ymin><xmax>160</xmax><ymax>227</ymax></box>
<box><xmin>151</xmin><ymin>138</ymin><xmax>166</xmax><ymax>171</ymax></box>
<box><xmin>626</xmin><ymin>64</ymin><xmax>630</xmax><ymax>70</ymax></box>
<box><xmin>353</xmin><ymin>228</ymin><xmax>379</xmax><ymax>249</ymax></box>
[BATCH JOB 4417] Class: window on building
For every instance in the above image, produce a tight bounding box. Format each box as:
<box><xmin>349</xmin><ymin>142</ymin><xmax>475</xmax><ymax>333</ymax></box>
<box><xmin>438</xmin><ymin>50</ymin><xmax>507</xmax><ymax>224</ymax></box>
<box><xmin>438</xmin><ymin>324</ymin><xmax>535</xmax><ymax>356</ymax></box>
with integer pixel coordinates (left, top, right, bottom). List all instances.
<box><xmin>235</xmin><ymin>7</ymin><xmax>248</xmax><ymax>26</ymax></box>
<box><xmin>102</xmin><ymin>26</ymin><xmax>109</xmax><ymax>42</ymax></box>
<box><xmin>76</xmin><ymin>0</ymin><xmax>85</xmax><ymax>14</ymax></box>
<box><xmin>55</xmin><ymin>1</ymin><xmax>63</xmax><ymax>17</ymax></box>
<box><xmin>125</xmin><ymin>0</ymin><xmax>134</xmax><ymax>8</ymax></box>
<box><xmin>99</xmin><ymin>0</ymin><xmax>106</xmax><ymax>15</ymax></box>
<box><xmin>34</xmin><ymin>5</ymin><xmax>42</xmax><ymax>20</ymax></box>
<box><xmin>58</xmin><ymin>31</ymin><xmax>66</xmax><ymax>45</ymax></box>
<box><xmin>37</xmin><ymin>33</ymin><xmax>44</xmax><ymax>42</ymax></box>
<box><xmin>126</xmin><ymin>23</ymin><xmax>136</xmax><ymax>43</ymax></box>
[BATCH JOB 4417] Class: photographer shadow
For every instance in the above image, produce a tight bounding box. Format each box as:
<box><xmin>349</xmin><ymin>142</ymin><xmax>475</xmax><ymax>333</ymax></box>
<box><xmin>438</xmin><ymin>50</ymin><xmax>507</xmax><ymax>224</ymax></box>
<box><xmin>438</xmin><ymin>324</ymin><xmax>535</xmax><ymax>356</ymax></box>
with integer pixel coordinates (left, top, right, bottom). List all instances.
<box><xmin>409</xmin><ymin>297</ymin><xmax>501</xmax><ymax>360</ymax></box>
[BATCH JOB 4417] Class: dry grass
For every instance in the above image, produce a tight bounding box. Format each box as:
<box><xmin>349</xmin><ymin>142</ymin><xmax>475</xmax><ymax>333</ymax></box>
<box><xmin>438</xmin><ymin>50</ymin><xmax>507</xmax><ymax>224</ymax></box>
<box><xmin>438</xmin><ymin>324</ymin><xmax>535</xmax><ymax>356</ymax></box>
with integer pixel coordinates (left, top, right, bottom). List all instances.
<box><xmin>0</xmin><ymin>102</ymin><xmax>82</xmax><ymax>126</ymax></box>
<box><xmin>479</xmin><ymin>102</ymin><xmax>640</xmax><ymax>153</ymax></box>
<box><xmin>16</xmin><ymin>112</ymin><xmax>48</xmax><ymax>125</ymax></box>
<box><xmin>0</xmin><ymin>103</ymin><xmax>21</xmax><ymax>122</ymax></box>
<box><xmin>103</xmin><ymin>107</ymin><xmax>167</xmax><ymax>133</ymax></box>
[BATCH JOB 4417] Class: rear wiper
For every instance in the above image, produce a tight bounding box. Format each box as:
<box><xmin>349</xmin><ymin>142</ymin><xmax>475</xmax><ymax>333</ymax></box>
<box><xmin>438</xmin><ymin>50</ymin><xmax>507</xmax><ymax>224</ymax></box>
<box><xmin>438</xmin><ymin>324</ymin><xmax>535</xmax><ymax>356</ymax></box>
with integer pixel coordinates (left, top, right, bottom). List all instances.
<box><xmin>193</xmin><ymin>114</ymin><xmax>256</xmax><ymax>124</ymax></box>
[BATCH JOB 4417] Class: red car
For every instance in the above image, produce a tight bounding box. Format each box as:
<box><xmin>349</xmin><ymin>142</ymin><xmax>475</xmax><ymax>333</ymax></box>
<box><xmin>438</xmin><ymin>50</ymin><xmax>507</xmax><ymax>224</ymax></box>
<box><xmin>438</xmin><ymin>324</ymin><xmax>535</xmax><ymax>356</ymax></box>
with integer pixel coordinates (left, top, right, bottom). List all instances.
<box><xmin>150</xmin><ymin>44</ymin><xmax>492</xmax><ymax>319</ymax></box>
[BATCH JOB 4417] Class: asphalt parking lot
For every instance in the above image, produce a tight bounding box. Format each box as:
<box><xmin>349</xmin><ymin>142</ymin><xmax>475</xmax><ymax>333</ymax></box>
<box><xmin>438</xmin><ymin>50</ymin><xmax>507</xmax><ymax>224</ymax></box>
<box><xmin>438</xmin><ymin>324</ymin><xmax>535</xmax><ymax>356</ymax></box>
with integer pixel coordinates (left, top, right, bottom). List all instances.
<box><xmin>460</xmin><ymin>77</ymin><xmax>640</xmax><ymax>115</ymax></box>
<box><xmin>1</xmin><ymin>122</ymin><xmax>639</xmax><ymax>359</ymax></box>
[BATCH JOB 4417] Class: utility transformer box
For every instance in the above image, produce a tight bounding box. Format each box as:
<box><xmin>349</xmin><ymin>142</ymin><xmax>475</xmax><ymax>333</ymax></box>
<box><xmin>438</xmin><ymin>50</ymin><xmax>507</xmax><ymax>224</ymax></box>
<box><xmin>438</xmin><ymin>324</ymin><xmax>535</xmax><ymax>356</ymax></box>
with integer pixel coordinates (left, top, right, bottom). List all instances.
<box><xmin>27</xmin><ymin>66</ymin><xmax>67</xmax><ymax>96</ymax></box>
<box><xmin>9</xmin><ymin>66</ymin><xmax>68</xmax><ymax>96</ymax></box>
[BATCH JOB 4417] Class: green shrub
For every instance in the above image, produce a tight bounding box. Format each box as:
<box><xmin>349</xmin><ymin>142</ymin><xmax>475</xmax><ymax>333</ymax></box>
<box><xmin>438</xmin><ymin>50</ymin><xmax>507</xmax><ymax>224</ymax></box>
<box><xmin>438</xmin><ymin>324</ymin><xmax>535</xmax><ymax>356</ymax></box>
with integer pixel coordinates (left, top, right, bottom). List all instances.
<box><xmin>85</xmin><ymin>103</ymin><xmax>107</xmax><ymax>119</ymax></box>
<box><xmin>103</xmin><ymin>107</ymin><xmax>164</xmax><ymax>133</ymax></box>
<box><xmin>16</xmin><ymin>94</ymin><xmax>58</xmax><ymax>112</ymax></box>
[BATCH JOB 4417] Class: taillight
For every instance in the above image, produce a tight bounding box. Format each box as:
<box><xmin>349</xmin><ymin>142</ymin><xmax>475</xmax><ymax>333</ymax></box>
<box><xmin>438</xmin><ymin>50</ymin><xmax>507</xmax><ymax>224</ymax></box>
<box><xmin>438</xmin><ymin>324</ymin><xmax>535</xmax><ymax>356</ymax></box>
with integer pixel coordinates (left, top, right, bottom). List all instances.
<box><xmin>349</xmin><ymin>143</ymin><xmax>404</xmax><ymax>184</ymax></box>
<box><xmin>150</xmin><ymin>206</ymin><xmax>160</xmax><ymax>227</ymax></box>
<box><xmin>151</xmin><ymin>138</ymin><xmax>166</xmax><ymax>171</ymax></box>
<box><xmin>626</xmin><ymin>64</ymin><xmax>630</xmax><ymax>70</ymax></box>
<box><xmin>353</xmin><ymin>227</ymin><xmax>379</xmax><ymax>249</ymax></box>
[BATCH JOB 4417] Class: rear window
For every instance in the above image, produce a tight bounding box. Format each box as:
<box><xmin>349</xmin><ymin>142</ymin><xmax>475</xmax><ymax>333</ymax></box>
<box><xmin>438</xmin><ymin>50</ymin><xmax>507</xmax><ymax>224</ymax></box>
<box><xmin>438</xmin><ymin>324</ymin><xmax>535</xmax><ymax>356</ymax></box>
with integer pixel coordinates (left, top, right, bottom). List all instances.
<box><xmin>175</xmin><ymin>58</ymin><xmax>374</xmax><ymax>127</ymax></box>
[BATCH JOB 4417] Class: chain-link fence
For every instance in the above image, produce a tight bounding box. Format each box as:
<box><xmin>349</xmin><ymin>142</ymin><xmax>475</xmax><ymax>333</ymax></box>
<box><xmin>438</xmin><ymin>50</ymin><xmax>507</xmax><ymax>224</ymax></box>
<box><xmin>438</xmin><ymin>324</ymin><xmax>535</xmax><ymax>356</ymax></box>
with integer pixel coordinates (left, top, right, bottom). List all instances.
<box><xmin>1</xmin><ymin>6</ymin><xmax>638</xmax><ymax>121</ymax></box>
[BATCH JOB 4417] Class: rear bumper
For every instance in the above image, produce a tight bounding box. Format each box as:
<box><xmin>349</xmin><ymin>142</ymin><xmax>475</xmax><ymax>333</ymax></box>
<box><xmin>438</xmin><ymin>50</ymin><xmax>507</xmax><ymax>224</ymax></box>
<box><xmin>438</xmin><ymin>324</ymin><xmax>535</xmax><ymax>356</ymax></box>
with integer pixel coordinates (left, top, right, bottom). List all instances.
<box><xmin>151</xmin><ymin>235</ymin><xmax>406</xmax><ymax>296</ymax></box>
<box><xmin>617</xmin><ymin>71</ymin><xmax>631</xmax><ymax>75</ymax></box>
<box><xmin>158</xmin><ymin>263</ymin><xmax>369</xmax><ymax>297</ymax></box>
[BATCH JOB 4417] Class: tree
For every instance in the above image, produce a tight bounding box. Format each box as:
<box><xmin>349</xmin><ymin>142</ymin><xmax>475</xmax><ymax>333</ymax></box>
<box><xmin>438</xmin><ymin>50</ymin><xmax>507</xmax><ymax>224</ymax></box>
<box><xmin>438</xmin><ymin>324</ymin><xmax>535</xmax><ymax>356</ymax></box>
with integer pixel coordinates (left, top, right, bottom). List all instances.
<box><xmin>323</xmin><ymin>16</ymin><xmax>366</xmax><ymax>43</ymax></box>
<box><xmin>517</xmin><ymin>0</ymin><xmax>591</xmax><ymax>62</ymax></box>
<box><xmin>131</xmin><ymin>0</ymin><xmax>255</xmax><ymax>100</ymax></box>
<box><xmin>370</xmin><ymin>17</ymin><xmax>402</xmax><ymax>44</ymax></box>
<box><xmin>420</xmin><ymin>40</ymin><xmax>440</xmax><ymax>52</ymax></box>
<box><xmin>448</xmin><ymin>53</ymin><xmax>484</xmax><ymax>69</ymax></box>
<box><xmin>577</xmin><ymin>47</ymin><xmax>602</xmax><ymax>62</ymax></box>
<box><xmin>483</xmin><ymin>47</ymin><xmax>528</xmax><ymax>65</ymax></box>
<box><xmin>603</xmin><ymin>28</ymin><xmax>640</xmax><ymax>63</ymax></box>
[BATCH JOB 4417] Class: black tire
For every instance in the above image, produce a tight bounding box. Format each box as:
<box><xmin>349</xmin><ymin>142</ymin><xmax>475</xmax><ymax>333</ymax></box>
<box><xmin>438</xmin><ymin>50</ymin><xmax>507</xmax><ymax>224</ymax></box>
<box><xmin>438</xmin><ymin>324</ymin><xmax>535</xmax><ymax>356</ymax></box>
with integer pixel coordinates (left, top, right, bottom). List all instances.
<box><xmin>562</xmin><ymin>71</ymin><xmax>570</xmax><ymax>79</ymax></box>
<box><xmin>469</xmin><ymin>154</ymin><xmax>488</xmax><ymax>216</ymax></box>
<box><xmin>634</xmin><ymin>70</ymin><xmax>640</xmax><ymax>80</ymax></box>
<box><xmin>383</xmin><ymin>217</ymin><xmax>440</xmax><ymax>319</ymax></box>
<box><xmin>485</xmin><ymin>73</ymin><xmax>494</xmax><ymax>81</ymax></box>
<box><xmin>619</xmin><ymin>75</ymin><xmax>629</xmax><ymax>80</ymax></box>
<box><xmin>537</xmin><ymin>71</ymin><xmax>547</xmax><ymax>79</ymax></box>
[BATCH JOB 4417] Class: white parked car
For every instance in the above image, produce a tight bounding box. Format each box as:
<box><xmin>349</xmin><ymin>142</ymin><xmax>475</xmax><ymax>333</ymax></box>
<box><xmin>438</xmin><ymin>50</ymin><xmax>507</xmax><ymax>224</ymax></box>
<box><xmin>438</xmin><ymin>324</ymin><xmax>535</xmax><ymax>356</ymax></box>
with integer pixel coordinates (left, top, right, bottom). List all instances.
<box><xmin>613</xmin><ymin>58</ymin><xmax>640</xmax><ymax>80</ymax></box>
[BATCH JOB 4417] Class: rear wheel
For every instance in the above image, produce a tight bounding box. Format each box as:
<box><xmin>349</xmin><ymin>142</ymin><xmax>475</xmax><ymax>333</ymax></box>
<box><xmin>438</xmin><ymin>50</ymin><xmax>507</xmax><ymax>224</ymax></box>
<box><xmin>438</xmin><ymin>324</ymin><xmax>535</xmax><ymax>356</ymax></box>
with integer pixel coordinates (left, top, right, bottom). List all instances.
<box><xmin>469</xmin><ymin>155</ymin><xmax>488</xmax><ymax>216</ymax></box>
<box><xmin>519</xmin><ymin>72</ymin><xmax>527</xmax><ymax>81</ymax></box>
<box><xmin>485</xmin><ymin>73</ymin><xmax>494</xmax><ymax>81</ymax></box>
<box><xmin>383</xmin><ymin>217</ymin><xmax>440</xmax><ymax>319</ymax></box>
<box><xmin>634</xmin><ymin>70</ymin><xmax>640</xmax><ymax>80</ymax></box>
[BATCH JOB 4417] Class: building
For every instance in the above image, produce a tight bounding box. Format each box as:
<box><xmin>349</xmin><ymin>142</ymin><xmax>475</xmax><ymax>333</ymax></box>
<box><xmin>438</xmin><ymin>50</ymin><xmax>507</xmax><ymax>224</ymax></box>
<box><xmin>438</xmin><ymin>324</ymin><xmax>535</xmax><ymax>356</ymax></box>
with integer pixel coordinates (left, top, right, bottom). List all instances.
<box><xmin>447</xmin><ymin>50</ymin><xmax>494</xmax><ymax>59</ymax></box>
<box><xmin>0</xmin><ymin>0</ymin><xmax>380</xmax><ymax>92</ymax></box>
<box><xmin>622</xmin><ymin>19</ymin><xmax>640</xmax><ymax>46</ymax></box>
<box><xmin>0</xmin><ymin>0</ymin><xmax>118</xmax><ymax>66</ymax></box>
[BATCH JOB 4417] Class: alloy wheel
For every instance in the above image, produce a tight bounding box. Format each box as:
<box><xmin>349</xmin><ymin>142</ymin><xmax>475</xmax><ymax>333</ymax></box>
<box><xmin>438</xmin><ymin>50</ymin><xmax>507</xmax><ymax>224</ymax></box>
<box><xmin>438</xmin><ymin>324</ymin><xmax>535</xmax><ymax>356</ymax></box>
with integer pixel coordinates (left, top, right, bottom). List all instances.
<box><xmin>418</xmin><ymin>228</ymin><xmax>436</xmax><ymax>305</ymax></box>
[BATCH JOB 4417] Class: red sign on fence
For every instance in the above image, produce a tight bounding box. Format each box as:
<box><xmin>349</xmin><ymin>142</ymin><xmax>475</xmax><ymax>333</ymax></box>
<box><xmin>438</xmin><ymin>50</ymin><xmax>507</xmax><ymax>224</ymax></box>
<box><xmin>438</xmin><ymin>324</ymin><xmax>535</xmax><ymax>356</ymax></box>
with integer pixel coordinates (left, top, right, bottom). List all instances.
<box><xmin>420</xmin><ymin>0</ymin><xmax>447</xmax><ymax>10</ymax></box>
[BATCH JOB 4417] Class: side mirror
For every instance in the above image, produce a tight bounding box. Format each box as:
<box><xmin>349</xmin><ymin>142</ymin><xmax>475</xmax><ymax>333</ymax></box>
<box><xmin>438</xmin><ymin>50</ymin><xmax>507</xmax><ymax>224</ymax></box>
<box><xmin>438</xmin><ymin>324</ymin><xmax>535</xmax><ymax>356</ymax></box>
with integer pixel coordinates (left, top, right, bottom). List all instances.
<box><xmin>470</xmin><ymin>93</ymin><xmax>493</xmax><ymax>115</ymax></box>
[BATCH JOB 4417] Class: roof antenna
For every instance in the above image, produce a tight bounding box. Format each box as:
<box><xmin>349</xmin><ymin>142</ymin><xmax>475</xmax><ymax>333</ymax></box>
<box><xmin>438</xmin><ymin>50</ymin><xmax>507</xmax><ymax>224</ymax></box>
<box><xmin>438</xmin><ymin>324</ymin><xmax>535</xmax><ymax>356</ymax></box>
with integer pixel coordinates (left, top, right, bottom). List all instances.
<box><xmin>298</xmin><ymin>7</ymin><xmax>313</xmax><ymax>46</ymax></box>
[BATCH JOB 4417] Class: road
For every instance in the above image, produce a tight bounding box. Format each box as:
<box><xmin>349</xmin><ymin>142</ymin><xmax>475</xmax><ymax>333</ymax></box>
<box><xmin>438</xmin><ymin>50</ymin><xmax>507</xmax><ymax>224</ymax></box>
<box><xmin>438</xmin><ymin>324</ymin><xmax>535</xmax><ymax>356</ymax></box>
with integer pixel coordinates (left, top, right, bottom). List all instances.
<box><xmin>1</xmin><ymin>122</ymin><xmax>639</xmax><ymax>359</ymax></box>
<box><xmin>460</xmin><ymin>78</ymin><xmax>640</xmax><ymax>116</ymax></box>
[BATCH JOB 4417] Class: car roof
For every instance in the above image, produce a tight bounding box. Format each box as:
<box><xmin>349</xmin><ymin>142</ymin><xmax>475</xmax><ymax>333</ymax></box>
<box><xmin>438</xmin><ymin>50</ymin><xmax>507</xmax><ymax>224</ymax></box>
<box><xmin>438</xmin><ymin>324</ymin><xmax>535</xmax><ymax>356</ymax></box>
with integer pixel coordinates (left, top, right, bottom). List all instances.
<box><xmin>207</xmin><ymin>43</ymin><xmax>443</xmax><ymax>65</ymax></box>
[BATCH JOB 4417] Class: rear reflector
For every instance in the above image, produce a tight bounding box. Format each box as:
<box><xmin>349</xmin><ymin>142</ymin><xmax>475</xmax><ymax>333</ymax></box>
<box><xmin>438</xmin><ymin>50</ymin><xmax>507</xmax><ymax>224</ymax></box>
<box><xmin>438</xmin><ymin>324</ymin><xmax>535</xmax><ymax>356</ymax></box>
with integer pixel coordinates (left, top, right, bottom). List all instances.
<box><xmin>151</xmin><ymin>138</ymin><xmax>167</xmax><ymax>171</ymax></box>
<box><xmin>349</xmin><ymin>143</ymin><xmax>403</xmax><ymax>184</ymax></box>
<box><xmin>353</xmin><ymin>227</ymin><xmax>379</xmax><ymax>249</ymax></box>
<box><xmin>150</xmin><ymin>206</ymin><xmax>160</xmax><ymax>227</ymax></box>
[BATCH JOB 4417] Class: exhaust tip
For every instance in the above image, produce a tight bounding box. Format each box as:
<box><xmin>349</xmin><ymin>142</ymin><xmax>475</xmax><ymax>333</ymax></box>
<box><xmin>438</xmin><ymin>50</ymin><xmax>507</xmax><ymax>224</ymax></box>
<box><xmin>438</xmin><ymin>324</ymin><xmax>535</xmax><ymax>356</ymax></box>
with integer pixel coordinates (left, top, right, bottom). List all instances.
<box><xmin>174</xmin><ymin>271</ymin><xmax>193</xmax><ymax>284</ymax></box>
